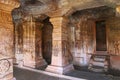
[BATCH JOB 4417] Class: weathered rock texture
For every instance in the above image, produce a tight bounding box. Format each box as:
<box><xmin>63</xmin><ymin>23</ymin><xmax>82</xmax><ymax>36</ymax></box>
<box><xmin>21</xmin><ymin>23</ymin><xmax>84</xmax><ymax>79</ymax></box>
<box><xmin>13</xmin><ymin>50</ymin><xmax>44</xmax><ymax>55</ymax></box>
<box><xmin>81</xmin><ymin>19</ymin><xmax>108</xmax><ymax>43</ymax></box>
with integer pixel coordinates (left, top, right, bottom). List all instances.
<box><xmin>0</xmin><ymin>0</ymin><xmax>19</xmax><ymax>80</ymax></box>
<box><xmin>17</xmin><ymin>0</ymin><xmax>120</xmax><ymax>17</ymax></box>
<box><xmin>0</xmin><ymin>55</ymin><xmax>14</xmax><ymax>80</ymax></box>
<box><xmin>107</xmin><ymin>17</ymin><xmax>120</xmax><ymax>70</ymax></box>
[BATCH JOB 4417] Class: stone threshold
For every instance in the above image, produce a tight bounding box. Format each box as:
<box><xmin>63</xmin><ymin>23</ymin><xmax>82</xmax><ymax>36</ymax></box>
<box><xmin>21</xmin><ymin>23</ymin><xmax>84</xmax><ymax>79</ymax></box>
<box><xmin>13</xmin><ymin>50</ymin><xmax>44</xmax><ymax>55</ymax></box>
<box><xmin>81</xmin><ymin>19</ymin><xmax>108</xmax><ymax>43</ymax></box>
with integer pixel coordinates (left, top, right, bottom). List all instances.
<box><xmin>14</xmin><ymin>65</ymin><xmax>86</xmax><ymax>80</ymax></box>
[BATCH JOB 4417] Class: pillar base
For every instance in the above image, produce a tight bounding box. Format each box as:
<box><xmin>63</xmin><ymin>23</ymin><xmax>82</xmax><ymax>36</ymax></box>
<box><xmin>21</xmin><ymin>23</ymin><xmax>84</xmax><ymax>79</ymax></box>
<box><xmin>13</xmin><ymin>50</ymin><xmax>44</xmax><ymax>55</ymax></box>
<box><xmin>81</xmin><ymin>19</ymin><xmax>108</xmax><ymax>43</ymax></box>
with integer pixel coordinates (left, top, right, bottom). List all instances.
<box><xmin>46</xmin><ymin>64</ymin><xmax>74</xmax><ymax>74</ymax></box>
<box><xmin>24</xmin><ymin>59</ymin><xmax>47</xmax><ymax>68</ymax></box>
<box><xmin>14</xmin><ymin>54</ymin><xmax>24</xmax><ymax>67</ymax></box>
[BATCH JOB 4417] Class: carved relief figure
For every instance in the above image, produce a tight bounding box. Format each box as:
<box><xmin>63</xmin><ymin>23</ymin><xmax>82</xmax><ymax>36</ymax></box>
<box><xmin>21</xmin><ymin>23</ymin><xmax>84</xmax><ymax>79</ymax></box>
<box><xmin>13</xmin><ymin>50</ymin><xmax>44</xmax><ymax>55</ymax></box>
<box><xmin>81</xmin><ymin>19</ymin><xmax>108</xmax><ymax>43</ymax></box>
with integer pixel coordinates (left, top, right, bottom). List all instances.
<box><xmin>84</xmin><ymin>35</ymin><xmax>89</xmax><ymax>54</ymax></box>
<box><xmin>114</xmin><ymin>41</ymin><xmax>120</xmax><ymax>55</ymax></box>
<box><xmin>53</xmin><ymin>43</ymin><xmax>59</xmax><ymax>57</ymax></box>
<box><xmin>63</xmin><ymin>41</ymin><xmax>67</xmax><ymax>57</ymax></box>
<box><xmin>0</xmin><ymin>59</ymin><xmax>10</xmax><ymax>75</ymax></box>
<box><xmin>36</xmin><ymin>40</ymin><xmax>42</xmax><ymax>57</ymax></box>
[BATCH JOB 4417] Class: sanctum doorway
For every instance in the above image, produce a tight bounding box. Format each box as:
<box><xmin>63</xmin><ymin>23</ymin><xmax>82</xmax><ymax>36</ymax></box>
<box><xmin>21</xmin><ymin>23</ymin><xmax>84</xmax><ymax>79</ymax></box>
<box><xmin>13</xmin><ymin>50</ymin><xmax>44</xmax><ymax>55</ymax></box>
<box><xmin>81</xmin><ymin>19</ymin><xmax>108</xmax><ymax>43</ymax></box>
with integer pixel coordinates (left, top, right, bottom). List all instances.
<box><xmin>96</xmin><ymin>20</ymin><xmax>107</xmax><ymax>51</ymax></box>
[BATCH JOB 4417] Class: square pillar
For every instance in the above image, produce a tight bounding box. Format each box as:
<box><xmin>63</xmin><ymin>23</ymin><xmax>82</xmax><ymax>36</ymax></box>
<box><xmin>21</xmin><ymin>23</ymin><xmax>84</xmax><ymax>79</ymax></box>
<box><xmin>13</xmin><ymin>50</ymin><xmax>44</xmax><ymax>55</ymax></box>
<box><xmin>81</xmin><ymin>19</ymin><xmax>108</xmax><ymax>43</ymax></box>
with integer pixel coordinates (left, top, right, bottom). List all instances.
<box><xmin>23</xmin><ymin>21</ymin><xmax>47</xmax><ymax>68</ymax></box>
<box><xmin>46</xmin><ymin>17</ymin><xmax>74</xmax><ymax>74</ymax></box>
<box><xmin>14</xmin><ymin>18</ymin><xmax>24</xmax><ymax>66</ymax></box>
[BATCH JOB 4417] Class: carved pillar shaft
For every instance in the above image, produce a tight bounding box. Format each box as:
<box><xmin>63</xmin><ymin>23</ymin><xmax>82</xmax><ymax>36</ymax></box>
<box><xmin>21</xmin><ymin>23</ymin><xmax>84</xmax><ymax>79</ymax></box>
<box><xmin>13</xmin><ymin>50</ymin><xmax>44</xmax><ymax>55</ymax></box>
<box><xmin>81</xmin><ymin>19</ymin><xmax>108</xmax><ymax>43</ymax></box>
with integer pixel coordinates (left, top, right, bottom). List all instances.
<box><xmin>23</xmin><ymin>20</ymin><xmax>47</xmax><ymax>68</ymax></box>
<box><xmin>46</xmin><ymin>17</ymin><xmax>74</xmax><ymax>74</ymax></box>
<box><xmin>14</xmin><ymin>20</ymin><xmax>23</xmax><ymax>66</ymax></box>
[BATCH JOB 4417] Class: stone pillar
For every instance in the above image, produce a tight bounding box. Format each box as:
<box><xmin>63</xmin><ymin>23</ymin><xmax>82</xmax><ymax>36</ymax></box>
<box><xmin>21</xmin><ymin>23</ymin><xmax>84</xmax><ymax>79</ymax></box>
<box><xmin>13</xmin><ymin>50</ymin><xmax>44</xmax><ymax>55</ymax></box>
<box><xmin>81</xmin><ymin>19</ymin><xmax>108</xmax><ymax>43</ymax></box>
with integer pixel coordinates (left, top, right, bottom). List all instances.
<box><xmin>23</xmin><ymin>20</ymin><xmax>47</xmax><ymax>68</ymax></box>
<box><xmin>0</xmin><ymin>0</ymin><xmax>20</xmax><ymax>80</ymax></box>
<box><xmin>46</xmin><ymin>17</ymin><xmax>74</xmax><ymax>74</ymax></box>
<box><xmin>14</xmin><ymin>21</ymin><xmax>24</xmax><ymax>66</ymax></box>
<box><xmin>13</xmin><ymin>8</ymin><xmax>24</xmax><ymax>66</ymax></box>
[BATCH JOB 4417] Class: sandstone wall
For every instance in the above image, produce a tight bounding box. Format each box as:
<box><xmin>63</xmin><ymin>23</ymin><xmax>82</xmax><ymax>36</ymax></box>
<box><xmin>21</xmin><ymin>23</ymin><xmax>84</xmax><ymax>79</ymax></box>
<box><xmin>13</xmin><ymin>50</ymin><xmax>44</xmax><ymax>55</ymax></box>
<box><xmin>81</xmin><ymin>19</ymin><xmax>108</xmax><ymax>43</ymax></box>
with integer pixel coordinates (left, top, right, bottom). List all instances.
<box><xmin>107</xmin><ymin>17</ymin><xmax>120</xmax><ymax>70</ymax></box>
<box><xmin>69</xmin><ymin>11</ymin><xmax>96</xmax><ymax>66</ymax></box>
<box><xmin>0</xmin><ymin>11</ymin><xmax>14</xmax><ymax>57</ymax></box>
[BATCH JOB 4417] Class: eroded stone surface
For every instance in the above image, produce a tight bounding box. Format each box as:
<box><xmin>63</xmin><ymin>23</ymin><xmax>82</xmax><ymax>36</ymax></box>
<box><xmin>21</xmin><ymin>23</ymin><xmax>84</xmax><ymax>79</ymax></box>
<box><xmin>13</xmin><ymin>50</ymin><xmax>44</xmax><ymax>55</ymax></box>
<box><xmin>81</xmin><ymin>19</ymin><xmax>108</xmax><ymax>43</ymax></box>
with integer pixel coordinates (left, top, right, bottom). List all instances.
<box><xmin>0</xmin><ymin>0</ymin><xmax>20</xmax><ymax>80</ymax></box>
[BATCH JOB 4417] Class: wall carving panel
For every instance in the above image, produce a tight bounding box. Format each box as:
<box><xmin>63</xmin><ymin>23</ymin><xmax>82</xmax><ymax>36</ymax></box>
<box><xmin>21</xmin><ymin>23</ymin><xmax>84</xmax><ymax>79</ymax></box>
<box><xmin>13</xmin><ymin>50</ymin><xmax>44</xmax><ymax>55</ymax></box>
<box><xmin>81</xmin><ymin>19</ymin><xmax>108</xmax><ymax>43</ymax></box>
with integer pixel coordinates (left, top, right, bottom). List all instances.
<box><xmin>69</xmin><ymin>14</ymin><xmax>95</xmax><ymax>66</ymax></box>
<box><xmin>0</xmin><ymin>10</ymin><xmax>14</xmax><ymax>58</ymax></box>
<box><xmin>0</xmin><ymin>55</ymin><xmax>13</xmax><ymax>80</ymax></box>
<box><xmin>0</xmin><ymin>11</ymin><xmax>12</xmax><ymax>24</ymax></box>
<box><xmin>107</xmin><ymin>17</ymin><xmax>120</xmax><ymax>55</ymax></box>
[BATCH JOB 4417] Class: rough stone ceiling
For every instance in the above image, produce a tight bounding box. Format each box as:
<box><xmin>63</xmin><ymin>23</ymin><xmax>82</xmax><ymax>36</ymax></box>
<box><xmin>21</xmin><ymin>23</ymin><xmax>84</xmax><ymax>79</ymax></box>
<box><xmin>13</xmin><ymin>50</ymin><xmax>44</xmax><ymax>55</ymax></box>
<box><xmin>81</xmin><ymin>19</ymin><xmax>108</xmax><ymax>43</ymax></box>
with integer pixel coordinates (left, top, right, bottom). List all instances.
<box><xmin>18</xmin><ymin>0</ymin><xmax>120</xmax><ymax>17</ymax></box>
<box><xmin>12</xmin><ymin>0</ymin><xmax>120</xmax><ymax>21</ymax></box>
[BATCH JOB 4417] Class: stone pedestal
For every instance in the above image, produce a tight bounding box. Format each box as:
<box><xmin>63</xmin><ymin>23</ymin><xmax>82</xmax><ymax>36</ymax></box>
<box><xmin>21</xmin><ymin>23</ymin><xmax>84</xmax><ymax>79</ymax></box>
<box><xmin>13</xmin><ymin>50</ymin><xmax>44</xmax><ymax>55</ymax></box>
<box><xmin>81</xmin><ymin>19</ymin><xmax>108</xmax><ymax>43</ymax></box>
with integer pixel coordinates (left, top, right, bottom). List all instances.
<box><xmin>23</xmin><ymin>21</ymin><xmax>47</xmax><ymax>68</ymax></box>
<box><xmin>46</xmin><ymin>17</ymin><xmax>74</xmax><ymax>74</ymax></box>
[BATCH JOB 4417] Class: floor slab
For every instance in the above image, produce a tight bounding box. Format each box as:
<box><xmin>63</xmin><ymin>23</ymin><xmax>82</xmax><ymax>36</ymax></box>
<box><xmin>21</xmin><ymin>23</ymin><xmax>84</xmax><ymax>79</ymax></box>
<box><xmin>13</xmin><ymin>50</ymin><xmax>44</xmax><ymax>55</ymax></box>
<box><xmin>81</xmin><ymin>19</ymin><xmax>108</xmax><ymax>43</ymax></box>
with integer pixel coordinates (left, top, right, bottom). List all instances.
<box><xmin>13</xmin><ymin>66</ymin><xmax>120</xmax><ymax>80</ymax></box>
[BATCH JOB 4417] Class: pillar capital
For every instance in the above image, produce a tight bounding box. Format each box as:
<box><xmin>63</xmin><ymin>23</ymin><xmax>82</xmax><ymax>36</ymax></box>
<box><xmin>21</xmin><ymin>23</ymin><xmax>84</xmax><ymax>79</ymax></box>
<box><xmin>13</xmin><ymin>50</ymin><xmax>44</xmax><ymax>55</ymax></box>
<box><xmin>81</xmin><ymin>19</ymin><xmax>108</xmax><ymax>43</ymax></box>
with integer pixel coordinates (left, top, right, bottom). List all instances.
<box><xmin>50</xmin><ymin>16</ymin><xmax>69</xmax><ymax>25</ymax></box>
<box><xmin>50</xmin><ymin>17</ymin><xmax>69</xmax><ymax>29</ymax></box>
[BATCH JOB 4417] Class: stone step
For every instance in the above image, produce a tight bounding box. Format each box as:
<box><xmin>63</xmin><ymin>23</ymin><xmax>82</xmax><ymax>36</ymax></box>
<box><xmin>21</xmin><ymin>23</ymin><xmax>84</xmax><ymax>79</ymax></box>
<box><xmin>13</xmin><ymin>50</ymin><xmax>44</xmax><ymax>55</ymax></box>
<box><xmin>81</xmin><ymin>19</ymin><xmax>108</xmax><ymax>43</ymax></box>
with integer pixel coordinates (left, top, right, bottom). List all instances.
<box><xmin>94</xmin><ymin>57</ymin><xmax>105</xmax><ymax>62</ymax></box>
<box><xmin>94</xmin><ymin>55</ymin><xmax>106</xmax><ymax>58</ymax></box>
<box><xmin>89</xmin><ymin>67</ymin><xmax>105</xmax><ymax>72</ymax></box>
<box><xmin>88</xmin><ymin>52</ymin><xmax>109</xmax><ymax>73</ymax></box>
<box><xmin>90</xmin><ymin>61</ymin><xmax>105</xmax><ymax>67</ymax></box>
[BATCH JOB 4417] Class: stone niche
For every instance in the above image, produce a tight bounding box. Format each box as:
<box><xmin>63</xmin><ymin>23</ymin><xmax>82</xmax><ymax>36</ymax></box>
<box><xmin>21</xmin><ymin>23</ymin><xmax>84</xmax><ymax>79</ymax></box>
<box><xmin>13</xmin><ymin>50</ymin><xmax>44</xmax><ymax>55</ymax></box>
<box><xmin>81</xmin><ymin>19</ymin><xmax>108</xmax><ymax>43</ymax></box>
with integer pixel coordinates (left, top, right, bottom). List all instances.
<box><xmin>107</xmin><ymin>17</ymin><xmax>120</xmax><ymax>71</ymax></box>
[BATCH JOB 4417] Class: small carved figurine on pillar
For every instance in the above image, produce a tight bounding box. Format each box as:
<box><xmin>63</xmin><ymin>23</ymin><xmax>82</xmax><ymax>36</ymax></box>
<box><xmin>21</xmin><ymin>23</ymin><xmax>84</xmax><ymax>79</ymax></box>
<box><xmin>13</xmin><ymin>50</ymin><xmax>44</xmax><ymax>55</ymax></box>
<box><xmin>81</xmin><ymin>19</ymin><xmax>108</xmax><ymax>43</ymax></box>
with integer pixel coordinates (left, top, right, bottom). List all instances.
<box><xmin>114</xmin><ymin>41</ymin><xmax>120</xmax><ymax>55</ymax></box>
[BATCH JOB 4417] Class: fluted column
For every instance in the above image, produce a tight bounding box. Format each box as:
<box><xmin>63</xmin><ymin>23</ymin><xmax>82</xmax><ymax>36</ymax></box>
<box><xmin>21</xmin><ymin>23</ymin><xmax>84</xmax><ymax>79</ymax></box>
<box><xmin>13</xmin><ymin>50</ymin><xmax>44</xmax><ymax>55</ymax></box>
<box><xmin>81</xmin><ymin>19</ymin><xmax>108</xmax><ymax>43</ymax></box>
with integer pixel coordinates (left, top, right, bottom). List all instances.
<box><xmin>46</xmin><ymin>17</ymin><xmax>74</xmax><ymax>74</ymax></box>
<box><xmin>0</xmin><ymin>0</ymin><xmax>20</xmax><ymax>80</ymax></box>
<box><xmin>23</xmin><ymin>20</ymin><xmax>47</xmax><ymax>68</ymax></box>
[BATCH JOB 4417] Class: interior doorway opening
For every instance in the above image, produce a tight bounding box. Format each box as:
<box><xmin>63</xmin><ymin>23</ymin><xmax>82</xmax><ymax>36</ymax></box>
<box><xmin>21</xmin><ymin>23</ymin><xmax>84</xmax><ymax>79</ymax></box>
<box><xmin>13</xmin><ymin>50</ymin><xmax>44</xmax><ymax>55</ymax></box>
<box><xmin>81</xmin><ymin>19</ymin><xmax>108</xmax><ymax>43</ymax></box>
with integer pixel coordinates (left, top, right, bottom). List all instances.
<box><xmin>96</xmin><ymin>20</ymin><xmax>107</xmax><ymax>51</ymax></box>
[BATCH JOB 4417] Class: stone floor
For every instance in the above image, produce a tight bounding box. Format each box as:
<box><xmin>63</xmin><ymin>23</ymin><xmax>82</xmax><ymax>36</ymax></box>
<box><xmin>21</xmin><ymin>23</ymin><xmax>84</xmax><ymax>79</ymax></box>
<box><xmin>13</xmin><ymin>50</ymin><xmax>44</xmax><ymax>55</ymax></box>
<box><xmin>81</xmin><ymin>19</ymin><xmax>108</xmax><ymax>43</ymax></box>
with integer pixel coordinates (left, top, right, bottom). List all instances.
<box><xmin>13</xmin><ymin>66</ymin><xmax>120</xmax><ymax>80</ymax></box>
